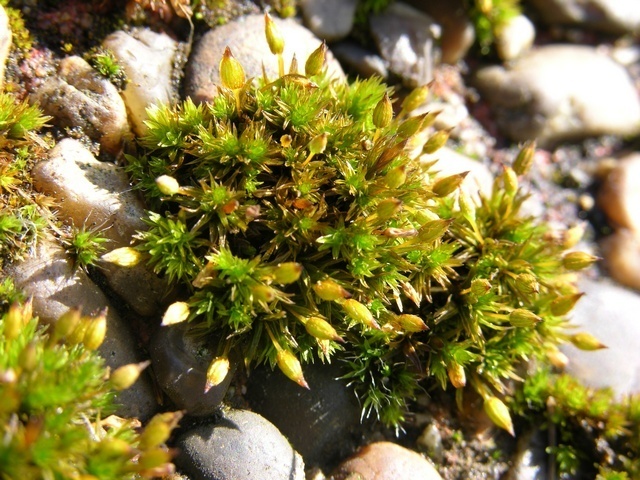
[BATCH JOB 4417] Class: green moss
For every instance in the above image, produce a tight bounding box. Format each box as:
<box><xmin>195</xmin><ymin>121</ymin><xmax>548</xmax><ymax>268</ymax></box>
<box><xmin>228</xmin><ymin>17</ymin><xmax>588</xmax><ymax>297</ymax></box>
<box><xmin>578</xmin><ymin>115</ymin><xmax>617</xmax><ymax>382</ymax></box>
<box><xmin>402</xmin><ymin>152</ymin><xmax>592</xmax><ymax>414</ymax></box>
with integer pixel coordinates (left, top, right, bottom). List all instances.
<box><xmin>117</xmin><ymin>21</ymin><xmax>595</xmax><ymax>429</ymax></box>
<box><xmin>0</xmin><ymin>301</ymin><xmax>179</xmax><ymax>478</ymax></box>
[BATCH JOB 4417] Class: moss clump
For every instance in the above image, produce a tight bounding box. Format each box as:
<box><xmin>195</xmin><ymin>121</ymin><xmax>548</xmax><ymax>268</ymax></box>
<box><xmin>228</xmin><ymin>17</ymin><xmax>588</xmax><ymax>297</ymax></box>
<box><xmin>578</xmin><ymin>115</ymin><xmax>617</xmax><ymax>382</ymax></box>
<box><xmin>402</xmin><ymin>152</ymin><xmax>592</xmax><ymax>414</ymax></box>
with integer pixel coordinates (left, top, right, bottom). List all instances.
<box><xmin>511</xmin><ymin>368</ymin><xmax>640</xmax><ymax>478</ymax></box>
<box><xmin>0</xmin><ymin>301</ymin><xmax>179</xmax><ymax>478</ymax></box>
<box><xmin>466</xmin><ymin>0</ymin><xmax>521</xmax><ymax>55</ymax></box>
<box><xmin>117</xmin><ymin>17</ymin><xmax>597</xmax><ymax>429</ymax></box>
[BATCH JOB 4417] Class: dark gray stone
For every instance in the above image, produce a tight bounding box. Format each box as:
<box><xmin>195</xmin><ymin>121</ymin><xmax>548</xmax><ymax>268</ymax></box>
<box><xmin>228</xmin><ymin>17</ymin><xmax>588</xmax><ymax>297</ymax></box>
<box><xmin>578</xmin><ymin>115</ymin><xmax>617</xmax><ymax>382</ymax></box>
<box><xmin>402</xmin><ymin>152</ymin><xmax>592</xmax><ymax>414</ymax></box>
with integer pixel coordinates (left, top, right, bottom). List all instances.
<box><xmin>149</xmin><ymin>322</ymin><xmax>235</xmax><ymax>417</ymax></box>
<box><xmin>332</xmin><ymin>41</ymin><xmax>389</xmax><ymax>79</ymax></box>
<box><xmin>245</xmin><ymin>362</ymin><xmax>364</xmax><ymax>470</ymax></box>
<box><xmin>175</xmin><ymin>409</ymin><xmax>305</xmax><ymax>480</ymax></box>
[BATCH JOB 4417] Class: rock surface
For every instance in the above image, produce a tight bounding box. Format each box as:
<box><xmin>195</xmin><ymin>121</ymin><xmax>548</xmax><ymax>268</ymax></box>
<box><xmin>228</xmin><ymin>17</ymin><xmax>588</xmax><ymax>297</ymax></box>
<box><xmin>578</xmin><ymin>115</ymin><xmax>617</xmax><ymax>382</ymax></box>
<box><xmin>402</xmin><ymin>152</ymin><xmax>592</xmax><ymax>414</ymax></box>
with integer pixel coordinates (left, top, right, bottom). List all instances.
<box><xmin>246</xmin><ymin>362</ymin><xmax>364</xmax><ymax>470</ymax></box>
<box><xmin>600</xmin><ymin>229</ymin><xmax>640</xmax><ymax>291</ymax></box>
<box><xmin>406</xmin><ymin>0</ymin><xmax>475</xmax><ymax>65</ymax></box>
<box><xmin>32</xmin><ymin>138</ymin><xmax>169</xmax><ymax>316</ymax></box>
<box><xmin>495</xmin><ymin>14</ymin><xmax>535</xmax><ymax>61</ymax></box>
<box><xmin>475</xmin><ymin>45</ymin><xmax>640</xmax><ymax>145</ymax></box>
<box><xmin>598</xmin><ymin>153</ymin><xmax>640</xmax><ymax>233</ymax></box>
<box><xmin>7</xmin><ymin>238</ymin><xmax>158</xmax><ymax>420</ymax></box>
<box><xmin>562</xmin><ymin>278</ymin><xmax>640</xmax><ymax>398</ymax></box>
<box><xmin>528</xmin><ymin>0</ymin><xmax>640</xmax><ymax>35</ymax></box>
<box><xmin>332</xmin><ymin>441</ymin><xmax>443</xmax><ymax>480</ymax></box>
<box><xmin>103</xmin><ymin>28</ymin><xmax>178</xmax><ymax>136</ymax></box>
<box><xmin>332</xmin><ymin>41</ymin><xmax>389</xmax><ymax>79</ymax></box>
<box><xmin>185</xmin><ymin>14</ymin><xmax>344</xmax><ymax>104</ymax></box>
<box><xmin>370</xmin><ymin>2</ymin><xmax>440</xmax><ymax>86</ymax></box>
<box><xmin>299</xmin><ymin>0</ymin><xmax>357</xmax><ymax>42</ymax></box>
<box><xmin>0</xmin><ymin>5</ymin><xmax>10</xmax><ymax>89</ymax></box>
<box><xmin>33</xmin><ymin>56</ymin><xmax>131</xmax><ymax>155</ymax></box>
<box><xmin>174</xmin><ymin>409</ymin><xmax>305</xmax><ymax>480</ymax></box>
<box><xmin>149</xmin><ymin>322</ymin><xmax>235</xmax><ymax>416</ymax></box>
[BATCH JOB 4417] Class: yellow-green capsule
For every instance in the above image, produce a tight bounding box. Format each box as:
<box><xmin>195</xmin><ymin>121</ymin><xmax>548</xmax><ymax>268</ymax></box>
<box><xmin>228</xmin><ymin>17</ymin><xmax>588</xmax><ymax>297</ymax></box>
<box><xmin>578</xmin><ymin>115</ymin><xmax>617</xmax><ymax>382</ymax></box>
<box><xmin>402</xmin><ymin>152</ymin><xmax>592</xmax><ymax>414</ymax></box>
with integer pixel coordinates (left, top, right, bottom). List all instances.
<box><xmin>513</xmin><ymin>140</ymin><xmax>536</xmax><ymax>176</ymax></box>
<box><xmin>484</xmin><ymin>396</ymin><xmax>514</xmax><ymax>436</ymax></box>
<box><xmin>562</xmin><ymin>251</ymin><xmax>599</xmax><ymax>271</ymax></box>
<box><xmin>550</xmin><ymin>293</ymin><xmax>584</xmax><ymax>316</ymax></box>
<box><xmin>137</xmin><ymin>447</ymin><xmax>173</xmax><ymax>470</ymax></box>
<box><xmin>205</xmin><ymin>356</ymin><xmax>231</xmax><ymax>392</ymax></box>
<box><xmin>19</xmin><ymin>342</ymin><xmax>38</xmax><ymax>372</ymax></box>
<box><xmin>308</xmin><ymin>132</ymin><xmax>328</xmax><ymax>155</ymax></box>
<box><xmin>447</xmin><ymin>362</ymin><xmax>466</xmax><ymax>389</ymax></box>
<box><xmin>155</xmin><ymin>175</ymin><xmax>180</xmax><ymax>196</ymax></box>
<box><xmin>508</xmin><ymin>309</ymin><xmax>541</xmax><ymax>328</ymax></box>
<box><xmin>251</xmin><ymin>284</ymin><xmax>277</xmax><ymax>303</ymax></box>
<box><xmin>220</xmin><ymin>46</ymin><xmax>246</xmax><ymax>90</ymax></box>
<box><xmin>83</xmin><ymin>310</ymin><xmax>107</xmax><ymax>351</ymax></box>
<box><xmin>422</xmin><ymin>128</ymin><xmax>452</xmax><ymax>154</ymax></box>
<box><xmin>469</xmin><ymin>278</ymin><xmax>492</xmax><ymax>297</ymax></box>
<box><xmin>138</xmin><ymin>411</ymin><xmax>183</xmax><ymax>450</ymax></box>
<box><xmin>264</xmin><ymin>12</ymin><xmax>285</xmax><ymax>55</ymax></box>
<box><xmin>162</xmin><ymin>301</ymin><xmax>190</xmax><ymax>326</ymax></box>
<box><xmin>570</xmin><ymin>332</ymin><xmax>607</xmax><ymax>351</ymax></box>
<box><xmin>305</xmin><ymin>41</ymin><xmax>327</xmax><ymax>76</ymax></box>
<box><xmin>502</xmin><ymin>166</ymin><xmax>518</xmax><ymax>196</ymax></box>
<box><xmin>375</xmin><ymin>198</ymin><xmax>403</xmax><ymax>222</ymax></box>
<box><xmin>401</xmin><ymin>84</ymin><xmax>430</xmax><ymax>114</ymax></box>
<box><xmin>342</xmin><ymin>299</ymin><xmax>380</xmax><ymax>330</ymax></box>
<box><xmin>395</xmin><ymin>314</ymin><xmax>428</xmax><ymax>332</ymax></box>
<box><xmin>55</xmin><ymin>306</ymin><xmax>82</xmax><ymax>339</ymax></box>
<box><xmin>110</xmin><ymin>360</ymin><xmax>151</xmax><ymax>391</ymax></box>
<box><xmin>515</xmin><ymin>273</ymin><xmax>540</xmax><ymax>295</ymax></box>
<box><xmin>101</xmin><ymin>247</ymin><xmax>143</xmax><ymax>267</ymax></box>
<box><xmin>373</xmin><ymin>92</ymin><xmax>393</xmax><ymax>129</ymax></box>
<box><xmin>546</xmin><ymin>347</ymin><xmax>569</xmax><ymax>369</ymax></box>
<box><xmin>384</xmin><ymin>165</ymin><xmax>407</xmax><ymax>189</ymax></box>
<box><xmin>563</xmin><ymin>224</ymin><xmax>585</xmax><ymax>249</ymax></box>
<box><xmin>273</xmin><ymin>262</ymin><xmax>303</xmax><ymax>284</ymax></box>
<box><xmin>417</xmin><ymin>218</ymin><xmax>451</xmax><ymax>243</ymax></box>
<box><xmin>313</xmin><ymin>279</ymin><xmax>351</xmax><ymax>302</ymax></box>
<box><xmin>432</xmin><ymin>172</ymin><xmax>468</xmax><ymax>197</ymax></box>
<box><xmin>276</xmin><ymin>349</ymin><xmax>309</xmax><ymax>389</ymax></box>
<box><xmin>305</xmin><ymin>316</ymin><xmax>344</xmax><ymax>342</ymax></box>
<box><xmin>4</xmin><ymin>302</ymin><xmax>26</xmax><ymax>341</ymax></box>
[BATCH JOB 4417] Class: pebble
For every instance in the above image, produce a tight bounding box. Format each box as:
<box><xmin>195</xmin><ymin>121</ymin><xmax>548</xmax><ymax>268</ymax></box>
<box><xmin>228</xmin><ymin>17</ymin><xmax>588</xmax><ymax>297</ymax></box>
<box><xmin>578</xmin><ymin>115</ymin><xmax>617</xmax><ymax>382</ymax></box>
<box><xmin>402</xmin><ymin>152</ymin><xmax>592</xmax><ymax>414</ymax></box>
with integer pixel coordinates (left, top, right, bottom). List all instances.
<box><xmin>562</xmin><ymin>278</ymin><xmax>640</xmax><ymax>398</ymax></box>
<box><xmin>405</xmin><ymin>0</ymin><xmax>475</xmax><ymax>64</ymax></box>
<box><xmin>600</xmin><ymin>229</ymin><xmax>640</xmax><ymax>291</ymax></box>
<box><xmin>495</xmin><ymin>14</ymin><xmax>535</xmax><ymax>62</ymax></box>
<box><xmin>502</xmin><ymin>429</ymin><xmax>548</xmax><ymax>480</ymax></box>
<box><xmin>369</xmin><ymin>2</ymin><xmax>441</xmax><ymax>86</ymax></box>
<box><xmin>32</xmin><ymin>138</ymin><xmax>170</xmax><ymax>317</ymax></box>
<box><xmin>174</xmin><ymin>409</ymin><xmax>305</xmax><ymax>480</ymax></box>
<box><xmin>299</xmin><ymin>0</ymin><xmax>357</xmax><ymax>42</ymax></box>
<box><xmin>184</xmin><ymin>14</ymin><xmax>345</xmax><ymax>104</ymax></box>
<box><xmin>245</xmin><ymin>362</ymin><xmax>364</xmax><ymax>470</ymax></box>
<box><xmin>103</xmin><ymin>28</ymin><xmax>178</xmax><ymax>136</ymax></box>
<box><xmin>474</xmin><ymin>45</ymin><xmax>640</xmax><ymax>146</ymax></box>
<box><xmin>7</xmin><ymin>238</ymin><xmax>158</xmax><ymax>421</ymax></box>
<box><xmin>149</xmin><ymin>322</ymin><xmax>235</xmax><ymax>417</ymax></box>
<box><xmin>332</xmin><ymin>41</ymin><xmax>389</xmax><ymax>79</ymax></box>
<box><xmin>0</xmin><ymin>5</ymin><xmax>10</xmax><ymax>90</ymax></box>
<box><xmin>331</xmin><ymin>441</ymin><xmax>443</xmax><ymax>480</ymax></box>
<box><xmin>528</xmin><ymin>0</ymin><xmax>640</xmax><ymax>35</ymax></box>
<box><xmin>33</xmin><ymin>56</ymin><xmax>131</xmax><ymax>155</ymax></box>
<box><xmin>598</xmin><ymin>152</ymin><xmax>640</xmax><ymax>233</ymax></box>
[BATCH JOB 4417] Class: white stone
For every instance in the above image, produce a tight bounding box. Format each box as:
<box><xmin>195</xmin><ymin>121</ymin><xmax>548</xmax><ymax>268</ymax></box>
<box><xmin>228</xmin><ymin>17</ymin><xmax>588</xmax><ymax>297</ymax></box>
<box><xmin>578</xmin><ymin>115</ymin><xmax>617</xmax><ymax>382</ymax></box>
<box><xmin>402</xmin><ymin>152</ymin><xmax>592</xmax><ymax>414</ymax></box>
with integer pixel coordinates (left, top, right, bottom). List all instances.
<box><xmin>34</xmin><ymin>56</ymin><xmax>131</xmax><ymax>155</ymax></box>
<box><xmin>32</xmin><ymin>138</ymin><xmax>146</xmax><ymax>245</ymax></box>
<box><xmin>562</xmin><ymin>278</ymin><xmax>640</xmax><ymax>398</ymax></box>
<box><xmin>475</xmin><ymin>45</ymin><xmax>640</xmax><ymax>145</ymax></box>
<box><xmin>103</xmin><ymin>28</ymin><xmax>178</xmax><ymax>136</ymax></box>
<box><xmin>528</xmin><ymin>0</ymin><xmax>640</xmax><ymax>35</ymax></box>
<box><xmin>32</xmin><ymin>138</ymin><xmax>170</xmax><ymax>316</ymax></box>
<box><xmin>598</xmin><ymin>152</ymin><xmax>640</xmax><ymax>233</ymax></box>
<box><xmin>495</xmin><ymin>14</ymin><xmax>535</xmax><ymax>61</ymax></box>
<box><xmin>300</xmin><ymin>0</ymin><xmax>357</xmax><ymax>42</ymax></box>
<box><xmin>7</xmin><ymin>238</ymin><xmax>158</xmax><ymax>420</ymax></box>
<box><xmin>369</xmin><ymin>2</ymin><xmax>441</xmax><ymax>86</ymax></box>
<box><xmin>0</xmin><ymin>5</ymin><xmax>10</xmax><ymax>90</ymax></box>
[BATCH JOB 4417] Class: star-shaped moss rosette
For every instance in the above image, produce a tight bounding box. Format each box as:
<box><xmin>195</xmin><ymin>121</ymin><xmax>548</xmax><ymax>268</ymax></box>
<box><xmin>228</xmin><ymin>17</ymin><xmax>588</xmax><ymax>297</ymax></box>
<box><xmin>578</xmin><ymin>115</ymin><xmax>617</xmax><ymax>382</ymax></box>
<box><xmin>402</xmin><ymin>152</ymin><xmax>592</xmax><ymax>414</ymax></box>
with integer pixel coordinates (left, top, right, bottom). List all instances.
<box><xmin>112</xmin><ymin>13</ymin><xmax>600</xmax><ymax>429</ymax></box>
